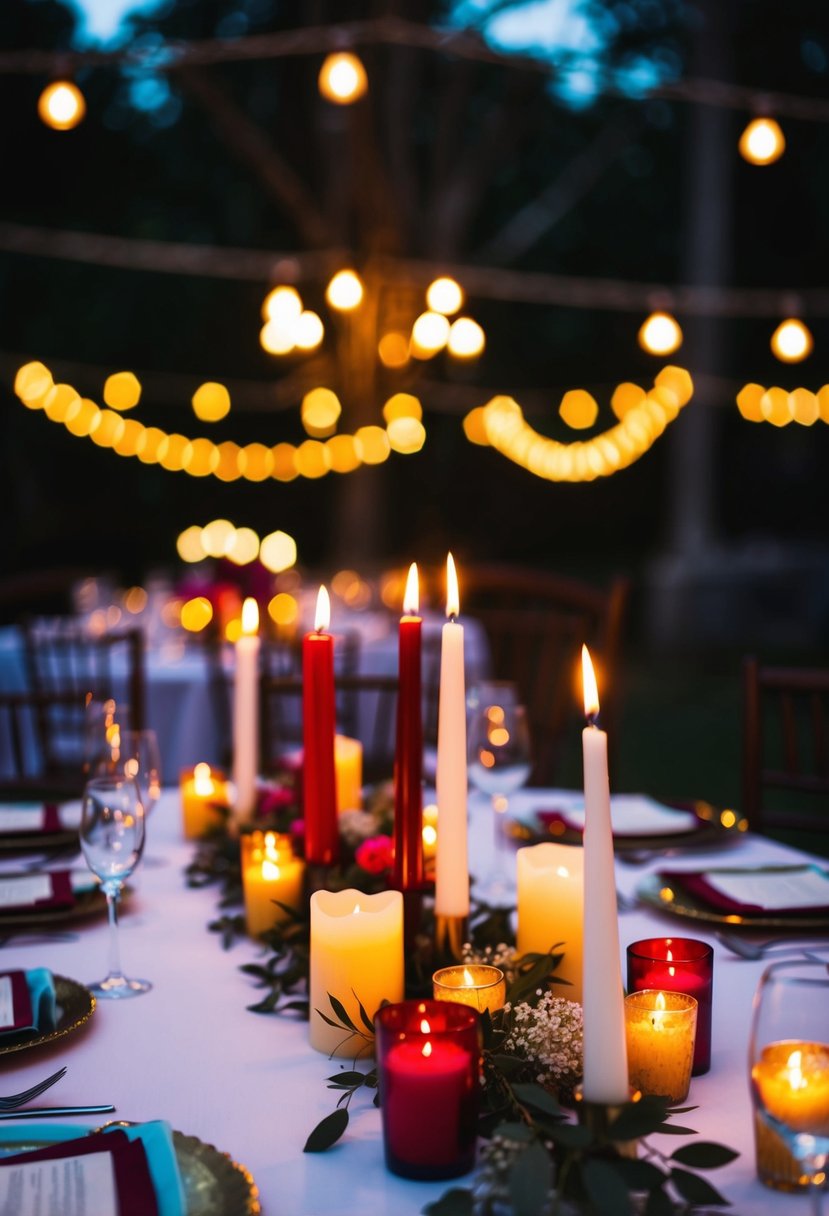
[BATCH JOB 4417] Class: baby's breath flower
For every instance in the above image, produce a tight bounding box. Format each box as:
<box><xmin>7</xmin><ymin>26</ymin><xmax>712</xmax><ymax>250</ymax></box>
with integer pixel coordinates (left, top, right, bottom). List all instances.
<box><xmin>502</xmin><ymin>992</ymin><xmax>583</xmax><ymax>1090</ymax></box>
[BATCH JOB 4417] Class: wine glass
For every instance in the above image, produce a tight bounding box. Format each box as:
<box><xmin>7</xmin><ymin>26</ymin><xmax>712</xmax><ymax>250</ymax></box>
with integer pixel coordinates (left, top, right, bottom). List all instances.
<box><xmin>467</xmin><ymin>680</ymin><xmax>532</xmax><ymax>906</ymax></box>
<box><xmin>112</xmin><ymin>729</ymin><xmax>162</xmax><ymax>815</ymax></box>
<box><xmin>80</xmin><ymin>774</ymin><xmax>151</xmax><ymax>999</ymax></box>
<box><xmin>749</xmin><ymin>958</ymin><xmax>829</xmax><ymax>1214</ymax></box>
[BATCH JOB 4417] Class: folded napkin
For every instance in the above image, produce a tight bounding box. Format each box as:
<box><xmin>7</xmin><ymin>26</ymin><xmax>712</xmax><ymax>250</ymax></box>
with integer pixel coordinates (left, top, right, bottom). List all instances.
<box><xmin>537</xmin><ymin>794</ymin><xmax>700</xmax><ymax>839</ymax></box>
<box><xmin>0</xmin><ymin>968</ymin><xmax>57</xmax><ymax>1044</ymax></box>
<box><xmin>0</xmin><ymin>803</ymin><xmax>63</xmax><ymax>836</ymax></box>
<box><xmin>0</xmin><ymin>1121</ymin><xmax>186</xmax><ymax>1216</ymax></box>
<box><xmin>658</xmin><ymin>865</ymin><xmax>829</xmax><ymax>917</ymax></box>
<box><xmin>0</xmin><ymin>871</ymin><xmax>75</xmax><ymax>916</ymax></box>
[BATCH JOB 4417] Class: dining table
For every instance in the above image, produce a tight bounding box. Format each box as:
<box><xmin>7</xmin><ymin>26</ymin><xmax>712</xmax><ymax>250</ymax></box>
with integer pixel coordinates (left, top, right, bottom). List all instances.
<box><xmin>0</xmin><ymin>785</ymin><xmax>825</xmax><ymax>1215</ymax></box>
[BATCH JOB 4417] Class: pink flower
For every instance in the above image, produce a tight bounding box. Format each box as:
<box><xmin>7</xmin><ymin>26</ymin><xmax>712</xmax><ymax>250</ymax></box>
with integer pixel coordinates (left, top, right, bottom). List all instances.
<box><xmin>355</xmin><ymin>835</ymin><xmax>394</xmax><ymax>875</ymax></box>
<box><xmin>256</xmin><ymin>786</ymin><xmax>296</xmax><ymax>818</ymax></box>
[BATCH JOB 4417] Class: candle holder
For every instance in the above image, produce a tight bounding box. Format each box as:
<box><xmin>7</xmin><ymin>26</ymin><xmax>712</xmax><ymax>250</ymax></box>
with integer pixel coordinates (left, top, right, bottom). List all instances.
<box><xmin>376</xmin><ymin>999</ymin><xmax>480</xmax><ymax>1180</ymax></box>
<box><xmin>627</xmin><ymin>937</ymin><xmax>713</xmax><ymax>1075</ymax></box>
<box><xmin>434</xmin><ymin>914</ymin><xmax>469</xmax><ymax>965</ymax></box>
<box><xmin>571</xmin><ymin>1085</ymin><xmax>641</xmax><ymax>1159</ymax></box>
<box><xmin>433</xmin><ymin>964</ymin><xmax>506</xmax><ymax>1014</ymax></box>
<box><xmin>624</xmin><ymin>990</ymin><xmax>698</xmax><ymax>1104</ymax></box>
<box><xmin>240</xmin><ymin>831</ymin><xmax>305</xmax><ymax>939</ymax></box>
<box><xmin>179</xmin><ymin>764</ymin><xmax>229</xmax><ymax>839</ymax></box>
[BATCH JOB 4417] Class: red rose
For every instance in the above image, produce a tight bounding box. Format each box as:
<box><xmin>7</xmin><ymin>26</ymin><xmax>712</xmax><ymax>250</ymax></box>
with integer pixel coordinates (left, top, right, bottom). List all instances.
<box><xmin>355</xmin><ymin>835</ymin><xmax>393</xmax><ymax>875</ymax></box>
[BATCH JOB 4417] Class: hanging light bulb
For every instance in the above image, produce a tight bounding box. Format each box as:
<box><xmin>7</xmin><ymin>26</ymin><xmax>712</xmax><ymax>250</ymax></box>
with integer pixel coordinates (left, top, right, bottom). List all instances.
<box><xmin>738</xmin><ymin>117</ymin><xmax>785</xmax><ymax>166</ymax></box>
<box><xmin>771</xmin><ymin>318</ymin><xmax>813</xmax><ymax>363</ymax></box>
<box><xmin>638</xmin><ymin>311</ymin><xmax>683</xmax><ymax>356</ymax></box>
<box><xmin>38</xmin><ymin>80</ymin><xmax>86</xmax><ymax>131</ymax></box>
<box><xmin>318</xmin><ymin>52</ymin><xmax>368</xmax><ymax>105</ymax></box>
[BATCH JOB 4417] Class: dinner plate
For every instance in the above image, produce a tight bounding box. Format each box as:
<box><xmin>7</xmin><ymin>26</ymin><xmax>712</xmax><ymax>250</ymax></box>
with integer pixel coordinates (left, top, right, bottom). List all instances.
<box><xmin>0</xmin><ymin>800</ymin><xmax>80</xmax><ymax>855</ymax></box>
<box><xmin>507</xmin><ymin>795</ymin><xmax>744</xmax><ymax>854</ymax></box>
<box><xmin>0</xmin><ymin>975</ymin><xmax>95</xmax><ymax>1057</ymax></box>
<box><xmin>0</xmin><ymin>875</ymin><xmax>114</xmax><ymax>929</ymax></box>
<box><xmin>0</xmin><ymin>1125</ymin><xmax>261</xmax><ymax>1215</ymax></box>
<box><xmin>636</xmin><ymin>868</ymin><xmax>829</xmax><ymax>930</ymax></box>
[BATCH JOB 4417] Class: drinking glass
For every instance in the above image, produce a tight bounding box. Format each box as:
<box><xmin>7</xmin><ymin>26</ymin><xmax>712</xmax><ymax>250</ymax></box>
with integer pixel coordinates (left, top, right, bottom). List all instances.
<box><xmin>95</xmin><ymin>728</ymin><xmax>162</xmax><ymax>815</ymax></box>
<box><xmin>466</xmin><ymin>680</ymin><xmax>531</xmax><ymax>905</ymax></box>
<box><xmin>80</xmin><ymin>774</ymin><xmax>151</xmax><ymax>999</ymax></box>
<box><xmin>749</xmin><ymin>958</ymin><xmax>829</xmax><ymax>1213</ymax></box>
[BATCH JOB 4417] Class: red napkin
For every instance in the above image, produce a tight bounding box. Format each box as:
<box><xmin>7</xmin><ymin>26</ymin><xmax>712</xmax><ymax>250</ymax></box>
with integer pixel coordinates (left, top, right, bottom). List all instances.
<box><xmin>0</xmin><ymin>1129</ymin><xmax>159</xmax><ymax>1216</ymax></box>
<box><xmin>0</xmin><ymin>871</ymin><xmax>75</xmax><ymax>915</ymax></box>
<box><xmin>658</xmin><ymin>869</ymin><xmax>829</xmax><ymax>918</ymax></box>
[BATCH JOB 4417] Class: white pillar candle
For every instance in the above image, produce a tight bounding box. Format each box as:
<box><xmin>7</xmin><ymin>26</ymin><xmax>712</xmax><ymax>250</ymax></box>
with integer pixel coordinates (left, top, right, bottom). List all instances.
<box><xmin>435</xmin><ymin>553</ymin><xmax>469</xmax><ymax>920</ymax></box>
<box><xmin>581</xmin><ymin>645</ymin><xmax>629</xmax><ymax>1104</ymax></box>
<box><xmin>516</xmin><ymin>842</ymin><xmax>584</xmax><ymax>1003</ymax></box>
<box><xmin>232</xmin><ymin>597</ymin><xmax>261</xmax><ymax>822</ymax></box>
<box><xmin>309</xmin><ymin>888</ymin><xmax>404</xmax><ymax>1057</ymax></box>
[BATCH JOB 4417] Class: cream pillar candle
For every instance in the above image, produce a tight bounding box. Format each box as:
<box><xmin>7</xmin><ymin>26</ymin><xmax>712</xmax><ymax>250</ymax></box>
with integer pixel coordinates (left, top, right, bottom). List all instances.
<box><xmin>232</xmin><ymin>597</ymin><xmax>261</xmax><ymax>822</ymax></box>
<box><xmin>516</xmin><ymin>842</ymin><xmax>584</xmax><ymax>1003</ymax></box>
<box><xmin>581</xmin><ymin>645</ymin><xmax>629</xmax><ymax>1104</ymax></box>
<box><xmin>435</xmin><ymin>554</ymin><xmax>469</xmax><ymax>920</ymax></box>
<box><xmin>309</xmin><ymin>888</ymin><xmax>404</xmax><ymax>1057</ymax></box>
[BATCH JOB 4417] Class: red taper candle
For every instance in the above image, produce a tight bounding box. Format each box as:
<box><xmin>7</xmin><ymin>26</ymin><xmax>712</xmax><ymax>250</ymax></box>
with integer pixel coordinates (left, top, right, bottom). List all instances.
<box><xmin>303</xmin><ymin>586</ymin><xmax>339</xmax><ymax>865</ymax></box>
<box><xmin>393</xmin><ymin>563</ymin><xmax>424</xmax><ymax>891</ymax></box>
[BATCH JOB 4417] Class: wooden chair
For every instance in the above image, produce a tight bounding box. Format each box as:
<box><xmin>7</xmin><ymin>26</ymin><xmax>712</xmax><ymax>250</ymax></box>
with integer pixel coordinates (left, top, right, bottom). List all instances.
<box><xmin>259</xmin><ymin>671</ymin><xmax>399</xmax><ymax>786</ymax></box>
<box><xmin>741</xmin><ymin>655</ymin><xmax>829</xmax><ymax>838</ymax></box>
<box><xmin>0</xmin><ymin>689</ymin><xmax>94</xmax><ymax>798</ymax></box>
<box><xmin>449</xmin><ymin>563</ymin><xmax>631</xmax><ymax>786</ymax></box>
<box><xmin>20</xmin><ymin>618</ymin><xmax>146</xmax><ymax>780</ymax></box>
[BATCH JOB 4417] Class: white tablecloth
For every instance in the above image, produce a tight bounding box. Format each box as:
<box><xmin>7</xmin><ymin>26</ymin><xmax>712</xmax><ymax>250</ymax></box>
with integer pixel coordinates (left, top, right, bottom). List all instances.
<box><xmin>0</xmin><ymin>789</ymin><xmax>824</xmax><ymax>1215</ymax></box>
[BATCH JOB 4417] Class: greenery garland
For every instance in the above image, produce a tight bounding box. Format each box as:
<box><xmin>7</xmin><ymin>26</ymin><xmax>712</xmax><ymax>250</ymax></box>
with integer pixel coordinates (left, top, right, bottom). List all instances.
<box><xmin>185</xmin><ymin>777</ymin><xmax>740</xmax><ymax>1215</ymax></box>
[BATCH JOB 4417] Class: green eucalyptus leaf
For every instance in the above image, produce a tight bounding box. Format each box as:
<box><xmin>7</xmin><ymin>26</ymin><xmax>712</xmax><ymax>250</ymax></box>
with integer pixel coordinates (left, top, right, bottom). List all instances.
<box><xmin>654</xmin><ymin>1123</ymin><xmax>698</xmax><ymax>1136</ymax></box>
<box><xmin>303</xmin><ymin>1107</ymin><xmax>349</xmax><ymax>1152</ymax></box>
<box><xmin>644</xmin><ymin>1186</ymin><xmax>676</xmax><ymax>1216</ymax></box>
<box><xmin>492</xmin><ymin>1121</ymin><xmax>535</xmax><ymax>1143</ymax></box>
<box><xmin>421</xmin><ymin>1187</ymin><xmax>476</xmax><ymax>1215</ymax></box>
<box><xmin>315</xmin><ymin>1009</ymin><xmax>345</xmax><ymax>1030</ymax></box>
<box><xmin>353</xmin><ymin>990</ymin><xmax>376</xmax><ymax>1035</ymax></box>
<box><xmin>508</xmin><ymin>1141</ymin><xmax>552</xmax><ymax>1216</ymax></box>
<box><xmin>326</xmin><ymin>1070</ymin><xmax>372</xmax><ymax>1088</ymax></box>
<box><xmin>581</xmin><ymin>1157</ymin><xmax>635</xmax><ymax>1216</ymax></box>
<box><xmin>669</xmin><ymin>1167</ymin><xmax>730</xmax><ymax>1206</ymax></box>
<box><xmin>511</xmin><ymin>1082</ymin><xmax>563</xmax><ymax>1117</ymax></box>
<box><xmin>608</xmin><ymin>1096</ymin><xmax>670</xmax><ymax>1140</ymax></box>
<box><xmin>328</xmin><ymin>994</ymin><xmax>359</xmax><ymax>1034</ymax></box>
<box><xmin>607</xmin><ymin>1157</ymin><xmax>667</xmax><ymax>1191</ymax></box>
<box><xmin>545</xmin><ymin>1122</ymin><xmax>594</xmax><ymax>1149</ymax></box>
<box><xmin>671</xmin><ymin>1141</ymin><xmax>739</xmax><ymax>1169</ymax></box>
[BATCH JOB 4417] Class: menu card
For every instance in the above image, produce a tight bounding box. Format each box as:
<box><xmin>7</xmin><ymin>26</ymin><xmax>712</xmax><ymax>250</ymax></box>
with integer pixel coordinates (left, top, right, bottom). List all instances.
<box><xmin>0</xmin><ymin>1130</ymin><xmax>158</xmax><ymax>1216</ymax></box>
<box><xmin>0</xmin><ymin>872</ymin><xmax>74</xmax><ymax>914</ymax></box>
<box><xmin>704</xmin><ymin>865</ymin><xmax>829</xmax><ymax>912</ymax></box>
<box><xmin>0</xmin><ymin>973</ymin><xmax>33</xmax><ymax>1033</ymax></box>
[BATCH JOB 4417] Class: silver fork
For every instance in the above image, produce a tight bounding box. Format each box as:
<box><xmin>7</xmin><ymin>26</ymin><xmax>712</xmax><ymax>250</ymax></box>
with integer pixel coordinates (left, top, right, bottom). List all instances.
<box><xmin>0</xmin><ymin>1066</ymin><xmax>67</xmax><ymax>1110</ymax></box>
<box><xmin>716</xmin><ymin>931</ymin><xmax>829</xmax><ymax>961</ymax></box>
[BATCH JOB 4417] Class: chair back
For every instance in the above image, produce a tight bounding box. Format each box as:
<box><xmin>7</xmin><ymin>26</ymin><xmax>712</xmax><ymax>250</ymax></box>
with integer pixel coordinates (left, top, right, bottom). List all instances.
<box><xmin>450</xmin><ymin>564</ymin><xmax>630</xmax><ymax>785</ymax></box>
<box><xmin>741</xmin><ymin>655</ymin><xmax>829</xmax><ymax>837</ymax></box>
<box><xmin>0</xmin><ymin>689</ymin><xmax>93</xmax><ymax>798</ymax></box>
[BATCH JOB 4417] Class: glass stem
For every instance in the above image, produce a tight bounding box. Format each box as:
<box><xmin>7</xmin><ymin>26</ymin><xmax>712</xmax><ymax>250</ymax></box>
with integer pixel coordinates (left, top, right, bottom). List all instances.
<box><xmin>809</xmin><ymin>1176</ymin><xmax>824</xmax><ymax>1216</ymax></box>
<box><xmin>104</xmin><ymin>884</ymin><xmax>123</xmax><ymax>981</ymax></box>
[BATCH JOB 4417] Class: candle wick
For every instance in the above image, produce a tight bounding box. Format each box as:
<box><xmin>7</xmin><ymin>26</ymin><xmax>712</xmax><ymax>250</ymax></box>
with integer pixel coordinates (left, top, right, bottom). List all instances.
<box><xmin>586</xmin><ymin>711</ymin><xmax>599</xmax><ymax>728</ymax></box>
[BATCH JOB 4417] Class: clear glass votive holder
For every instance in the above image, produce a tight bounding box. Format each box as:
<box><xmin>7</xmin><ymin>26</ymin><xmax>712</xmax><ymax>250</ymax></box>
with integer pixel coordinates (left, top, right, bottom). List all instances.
<box><xmin>432</xmin><ymin>964</ymin><xmax>506</xmax><ymax>1014</ymax></box>
<box><xmin>627</xmin><ymin>937</ymin><xmax>713</xmax><ymax>1074</ymax></box>
<box><xmin>240</xmin><ymin>831</ymin><xmax>305</xmax><ymax>939</ymax></box>
<box><xmin>376</xmin><ymin>999</ymin><xmax>480</xmax><ymax>1180</ymax></box>
<box><xmin>624</xmin><ymin>990</ymin><xmax>698</xmax><ymax>1104</ymax></box>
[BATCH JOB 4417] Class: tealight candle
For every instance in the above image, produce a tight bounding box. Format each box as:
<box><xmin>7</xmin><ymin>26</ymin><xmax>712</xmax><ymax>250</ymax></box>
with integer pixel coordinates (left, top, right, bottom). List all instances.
<box><xmin>627</xmin><ymin>937</ymin><xmax>713</xmax><ymax>1074</ymax></box>
<box><xmin>309</xmin><ymin>888</ymin><xmax>404</xmax><ymax>1058</ymax></box>
<box><xmin>624</xmin><ymin>989</ymin><xmax>698</xmax><ymax>1103</ymax></box>
<box><xmin>376</xmin><ymin>999</ymin><xmax>480</xmax><ymax>1179</ymax></box>
<box><xmin>516</xmin><ymin>842</ymin><xmax>584</xmax><ymax>1003</ymax></box>
<box><xmin>334</xmin><ymin>734</ymin><xmax>363</xmax><ymax>813</ymax></box>
<box><xmin>179</xmin><ymin>763</ymin><xmax>229</xmax><ymax>839</ymax></box>
<box><xmin>241</xmin><ymin>831</ymin><xmax>305</xmax><ymax>939</ymax></box>
<box><xmin>432</xmin><ymin>964</ymin><xmax>506</xmax><ymax>1014</ymax></box>
<box><xmin>752</xmin><ymin>1040</ymin><xmax>829</xmax><ymax>1190</ymax></box>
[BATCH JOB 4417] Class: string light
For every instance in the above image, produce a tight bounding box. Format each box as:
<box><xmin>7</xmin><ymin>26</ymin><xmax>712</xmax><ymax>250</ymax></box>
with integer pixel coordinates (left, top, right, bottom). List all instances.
<box><xmin>737</xmin><ymin>382</ymin><xmax>829</xmax><ymax>426</ymax></box>
<box><xmin>447</xmin><ymin>317</ymin><xmax>485</xmax><ymax>359</ymax></box>
<box><xmin>326</xmin><ymin>269</ymin><xmax>364</xmax><ymax>311</ymax></box>
<box><xmin>638</xmin><ymin>311</ymin><xmax>683</xmax><ymax>356</ymax></box>
<box><xmin>301</xmin><ymin>387</ymin><xmax>342</xmax><ymax>437</ymax></box>
<box><xmin>770</xmin><ymin>317</ymin><xmax>813</xmax><ymax>363</ymax></box>
<box><xmin>410</xmin><ymin>311</ymin><xmax>449</xmax><ymax>358</ymax></box>
<box><xmin>378</xmin><ymin>332</ymin><xmax>410</xmax><ymax>368</ymax></box>
<box><xmin>259</xmin><ymin>530</ymin><xmax>297</xmax><ymax>573</ymax></box>
<box><xmin>738</xmin><ymin>117</ymin><xmax>785</xmax><ymax>165</ymax></box>
<box><xmin>317</xmin><ymin>51</ymin><xmax>368</xmax><ymax>105</ymax></box>
<box><xmin>37</xmin><ymin>80</ymin><xmax>85</xmax><ymax>131</ymax></box>
<box><xmin>426</xmin><ymin>277</ymin><xmax>464</xmax><ymax>315</ymax></box>
<box><xmin>103</xmin><ymin>371</ymin><xmax>141</xmax><ymax>410</ymax></box>
<box><xmin>191</xmin><ymin>382</ymin><xmax>231</xmax><ymax>421</ymax></box>
<box><xmin>559</xmin><ymin>389</ymin><xmax>598</xmax><ymax>430</ymax></box>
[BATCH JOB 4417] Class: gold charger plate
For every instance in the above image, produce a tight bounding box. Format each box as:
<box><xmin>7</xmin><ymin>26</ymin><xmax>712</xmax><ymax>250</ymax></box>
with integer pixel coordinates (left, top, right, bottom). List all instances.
<box><xmin>0</xmin><ymin>975</ymin><xmax>95</xmax><ymax>1057</ymax></box>
<box><xmin>636</xmin><ymin>866</ymin><xmax>829</xmax><ymax>931</ymax></box>
<box><xmin>0</xmin><ymin>1125</ymin><xmax>260</xmax><ymax>1215</ymax></box>
<box><xmin>507</xmin><ymin>797</ymin><xmax>745</xmax><ymax>853</ymax></box>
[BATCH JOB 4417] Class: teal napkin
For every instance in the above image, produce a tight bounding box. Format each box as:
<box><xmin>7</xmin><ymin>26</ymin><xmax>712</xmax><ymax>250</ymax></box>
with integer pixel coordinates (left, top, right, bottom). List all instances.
<box><xmin>25</xmin><ymin>968</ymin><xmax>57</xmax><ymax>1034</ymax></box>
<box><xmin>0</xmin><ymin>1121</ymin><xmax>186</xmax><ymax>1216</ymax></box>
<box><xmin>0</xmin><ymin>969</ymin><xmax>56</xmax><ymax>1044</ymax></box>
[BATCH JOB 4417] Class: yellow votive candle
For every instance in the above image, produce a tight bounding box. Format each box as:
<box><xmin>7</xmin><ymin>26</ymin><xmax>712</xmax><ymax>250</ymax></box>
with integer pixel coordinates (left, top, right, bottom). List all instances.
<box><xmin>309</xmin><ymin>888</ymin><xmax>404</xmax><ymax>1058</ymax></box>
<box><xmin>241</xmin><ymin>831</ymin><xmax>305</xmax><ymax>939</ymax></box>
<box><xmin>624</xmin><ymin>990</ymin><xmax>697</xmax><ymax>1103</ymax></box>
<box><xmin>179</xmin><ymin>763</ymin><xmax>229</xmax><ymax>839</ymax></box>
<box><xmin>753</xmin><ymin>1041</ymin><xmax>829</xmax><ymax>1133</ymax></box>
<box><xmin>432</xmin><ymin>964</ymin><xmax>506</xmax><ymax>1014</ymax></box>
<box><xmin>516</xmin><ymin>842</ymin><xmax>584</xmax><ymax>1003</ymax></box>
<box><xmin>335</xmin><ymin>734</ymin><xmax>363</xmax><ymax>812</ymax></box>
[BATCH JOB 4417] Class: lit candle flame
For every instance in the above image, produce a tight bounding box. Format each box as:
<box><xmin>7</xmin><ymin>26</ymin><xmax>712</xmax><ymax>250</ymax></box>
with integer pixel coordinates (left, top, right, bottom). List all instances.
<box><xmin>581</xmin><ymin>644</ymin><xmax>600</xmax><ymax>718</ymax></box>
<box><xmin>786</xmin><ymin>1050</ymin><xmax>807</xmax><ymax>1090</ymax></box>
<box><xmin>241</xmin><ymin>597</ymin><xmax>259</xmax><ymax>636</ymax></box>
<box><xmin>422</xmin><ymin>1040</ymin><xmax>432</xmax><ymax>1058</ymax></box>
<box><xmin>656</xmin><ymin>992</ymin><xmax>666</xmax><ymax>1011</ymax></box>
<box><xmin>666</xmin><ymin>948</ymin><xmax>675</xmax><ymax>978</ymax></box>
<box><xmin>315</xmin><ymin>585</ymin><xmax>331</xmax><ymax>632</ymax></box>
<box><xmin>353</xmin><ymin>903</ymin><xmax>361</xmax><ymax>915</ymax></box>
<box><xmin>193</xmin><ymin>763</ymin><xmax>213</xmax><ymax>795</ymax></box>
<box><xmin>446</xmin><ymin>552</ymin><xmax>459</xmax><ymax>619</ymax></box>
<box><xmin>420</xmin><ymin>1019</ymin><xmax>431</xmax><ymax>1034</ymax></box>
<box><xmin>262</xmin><ymin>860</ymin><xmax>281</xmax><ymax>880</ymax></box>
<box><xmin>403</xmin><ymin>562</ymin><xmax>419</xmax><ymax>616</ymax></box>
<box><xmin>462</xmin><ymin>968</ymin><xmax>474</xmax><ymax>987</ymax></box>
<box><xmin>556</xmin><ymin>865</ymin><xmax>570</xmax><ymax>878</ymax></box>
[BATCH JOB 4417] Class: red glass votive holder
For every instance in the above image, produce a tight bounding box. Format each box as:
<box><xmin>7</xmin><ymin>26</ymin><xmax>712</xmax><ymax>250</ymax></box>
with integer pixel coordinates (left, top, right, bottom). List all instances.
<box><xmin>375</xmin><ymin>999</ymin><xmax>480</xmax><ymax>1180</ymax></box>
<box><xmin>627</xmin><ymin>937</ymin><xmax>714</xmax><ymax>1075</ymax></box>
